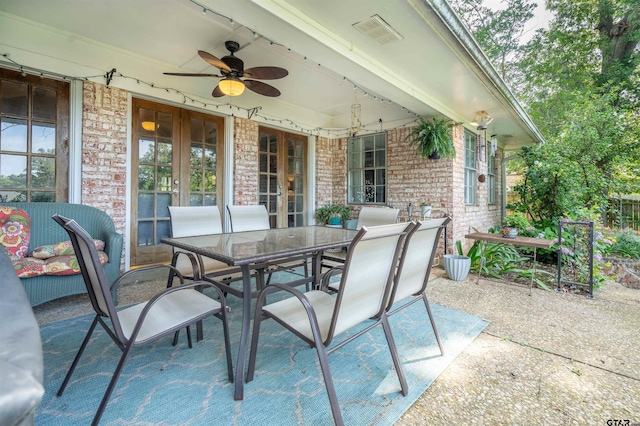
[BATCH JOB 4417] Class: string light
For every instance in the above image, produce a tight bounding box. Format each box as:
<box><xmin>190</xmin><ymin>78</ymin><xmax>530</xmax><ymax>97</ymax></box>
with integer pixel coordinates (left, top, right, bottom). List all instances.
<box><xmin>1</xmin><ymin>53</ymin><xmax>420</xmax><ymax>137</ymax></box>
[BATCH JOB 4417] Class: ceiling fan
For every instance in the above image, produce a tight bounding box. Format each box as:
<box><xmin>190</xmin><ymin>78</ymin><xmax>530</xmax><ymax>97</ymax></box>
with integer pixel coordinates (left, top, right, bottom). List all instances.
<box><xmin>164</xmin><ymin>41</ymin><xmax>288</xmax><ymax>97</ymax></box>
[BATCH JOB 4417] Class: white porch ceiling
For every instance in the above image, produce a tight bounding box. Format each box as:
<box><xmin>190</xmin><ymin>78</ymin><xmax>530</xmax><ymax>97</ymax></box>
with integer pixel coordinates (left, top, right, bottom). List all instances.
<box><xmin>0</xmin><ymin>0</ymin><xmax>542</xmax><ymax>149</ymax></box>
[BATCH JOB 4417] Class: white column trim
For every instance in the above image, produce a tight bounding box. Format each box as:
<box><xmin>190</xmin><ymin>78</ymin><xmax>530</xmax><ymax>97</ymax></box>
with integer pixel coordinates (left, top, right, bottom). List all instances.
<box><xmin>223</xmin><ymin>116</ymin><xmax>235</xmax><ymax>233</ymax></box>
<box><xmin>124</xmin><ymin>94</ymin><xmax>132</xmax><ymax>270</ymax></box>
<box><xmin>68</xmin><ymin>80</ymin><xmax>83</xmax><ymax>204</ymax></box>
<box><xmin>307</xmin><ymin>135</ymin><xmax>316</xmax><ymax>225</ymax></box>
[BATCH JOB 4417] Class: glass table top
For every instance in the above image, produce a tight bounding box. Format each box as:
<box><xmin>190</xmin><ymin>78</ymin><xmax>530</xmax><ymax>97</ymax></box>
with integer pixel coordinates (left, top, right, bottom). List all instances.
<box><xmin>162</xmin><ymin>226</ymin><xmax>358</xmax><ymax>266</ymax></box>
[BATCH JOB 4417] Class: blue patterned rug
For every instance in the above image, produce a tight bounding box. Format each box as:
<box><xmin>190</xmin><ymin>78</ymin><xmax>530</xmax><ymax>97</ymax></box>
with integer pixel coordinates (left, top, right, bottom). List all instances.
<box><xmin>36</xmin><ymin>274</ymin><xmax>487</xmax><ymax>425</ymax></box>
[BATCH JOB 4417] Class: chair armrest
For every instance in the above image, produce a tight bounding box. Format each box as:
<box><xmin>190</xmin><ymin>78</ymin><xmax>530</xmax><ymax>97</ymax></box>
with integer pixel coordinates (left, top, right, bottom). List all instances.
<box><xmin>110</xmin><ymin>264</ymin><xmax>186</xmax><ymax>293</ymax></box>
<box><xmin>320</xmin><ymin>267</ymin><xmax>343</xmax><ymax>291</ymax></box>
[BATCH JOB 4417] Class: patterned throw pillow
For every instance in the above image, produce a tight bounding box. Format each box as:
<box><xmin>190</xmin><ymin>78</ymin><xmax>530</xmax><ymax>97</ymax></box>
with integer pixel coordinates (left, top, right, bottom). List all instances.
<box><xmin>43</xmin><ymin>251</ymin><xmax>109</xmax><ymax>276</ymax></box>
<box><xmin>31</xmin><ymin>239</ymin><xmax>106</xmax><ymax>259</ymax></box>
<box><xmin>0</xmin><ymin>207</ymin><xmax>31</xmax><ymax>262</ymax></box>
<box><xmin>13</xmin><ymin>257</ymin><xmax>46</xmax><ymax>278</ymax></box>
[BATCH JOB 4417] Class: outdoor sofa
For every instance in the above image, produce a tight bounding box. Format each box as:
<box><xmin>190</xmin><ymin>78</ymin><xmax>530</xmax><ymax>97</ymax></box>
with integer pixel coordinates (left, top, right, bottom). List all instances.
<box><xmin>0</xmin><ymin>202</ymin><xmax>123</xmax><ymax>306</ymax></box>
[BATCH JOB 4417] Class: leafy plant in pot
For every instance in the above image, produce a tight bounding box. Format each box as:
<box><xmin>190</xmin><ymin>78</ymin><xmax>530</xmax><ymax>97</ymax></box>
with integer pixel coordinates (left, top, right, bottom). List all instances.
<box><xmin>419</xmin><ymin>201</ymin><xmax>432</xmax><ymax>218</ymax></box>
<box><xmin>315</xmin><ymin>204</ymin><xmax>351</xmax><ymax>226</ymax></box>
<box><xmin>405</xmin><ymin>117</ymin><xmax>461</xmax><ymax>160</ymax></box>
<box><xmin>501</xmin><ymin>213</ymin><xmax>531</xmax><ymax>239</ymax></box>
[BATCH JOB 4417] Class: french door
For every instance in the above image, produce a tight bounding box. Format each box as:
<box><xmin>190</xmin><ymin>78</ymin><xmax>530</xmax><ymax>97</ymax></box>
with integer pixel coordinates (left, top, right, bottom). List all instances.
<box><xmin>131</xmin><ymin>98</ymin><xmax>223</xmax><ymax>266</ymax></box>
<box><xmin>258</xmin><ymin>127</ymin><xmax>306</xmax><ymax>228</ymax></box>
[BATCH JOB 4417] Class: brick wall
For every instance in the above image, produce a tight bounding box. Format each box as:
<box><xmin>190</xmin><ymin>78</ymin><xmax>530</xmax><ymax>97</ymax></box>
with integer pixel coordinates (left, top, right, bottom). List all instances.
<box><xmin>313</xmin><ymin>125</ymin><xmax>504</xmax><ymax>255</ymax></box>
<box><xmin>233</xmin><ymin>117</ymin><xmax>259</xmax><ymax>205</ymax></box>
<box><xmin>81</xmin><ymin>82</ymin><xmax>127</xmax><ymax>268</ymax></box>
<box><xmin>332</xmin><ymin>138</ymin><xmax>348</xmax><ymax>204</ymax></box>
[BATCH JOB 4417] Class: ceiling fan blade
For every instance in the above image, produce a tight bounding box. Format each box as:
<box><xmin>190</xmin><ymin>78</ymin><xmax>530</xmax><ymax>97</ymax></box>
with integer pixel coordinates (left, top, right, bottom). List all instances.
<box><xmin>198</xmin><ymin>50</ymin><xmax>232</xmax><ymax>73</ymax></box>
<box><xmin>212</xmin><ymin>85</ymin><xmax>225</xmax><ymax>97</ymax></box>
<box><xmin>244</xmin><ymin>79</ymin><xmax>281</xmax><ymax>97</ymax></box>
<box><xmin>242</xmin><ymin>66</ymin><xmax>288</xmax><ymax>80</ymax></box>
<box><xmin>164</xmin><ymin>72</ymin><xmax>222</xmax><ymax>77</ymax></box>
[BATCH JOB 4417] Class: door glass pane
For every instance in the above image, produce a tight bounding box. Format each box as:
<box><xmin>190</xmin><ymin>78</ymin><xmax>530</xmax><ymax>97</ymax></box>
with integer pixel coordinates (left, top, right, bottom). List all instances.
<box><xmin>190</xmin><ymin>168</ymin><xmax>202</xmax><ymax>191</ymax></box>
<box><xmin>139</xmin><ymin>139</ymin><xmax>155</xmax><ymax>162</ymax></box>
<box><xmin>204</xmin><ymin>170</ymin><xmax>215</xmax><ymax>191</ymax></box>
<box><xmin>190</xmin><ymin>194</ymin><xmax>203</xmax><ymax>206</ymax></box>
<box><xmin>31</xmin><ymin>157</ymin><xmax>55</xmax><ymax>188</ymax></box>
<box><xmin>156</xmin><ymin>220</ymin><xmax>171</xmax><ymax>243</ymax></box>
<box><xmin>156</xmin><ymin>193</ymin><xmax>171</xmax><ymax>217</ymax></box>
<box><xmin>137</xmin><ymin>221</ymin><xmax>153</xmax><ymax>246</ymax></box>
<box><xmin>157</xmin><ymin>141</ymin><xmax>172</xmax><ymax>164</ymax></box>
<box><xmin>269</xmin><ymin>154</ymin><xmax>277</xmax><ymax>173</ymax></box>
<box><xmin>138</xmin><ymin>194</ymin><xmax>154</xmax><ymax>219</ymax></box>
<box><xmin>0</xmin><ymin>154</ymin><xmax>26</xmax><ymax>187</ymax></box>
<box><xmin>157</xmin><ymin>112</ymin><xmax>172</xmax><ymax>138</ymax></box>
<box><xmin>139</xmin><ymin>108</ymin><xmax>156</xmax><ymax>136</ymax></box>
<box><xmin>1</xmin><ymin>81</ymin><xmax>28</xmax><ymax>117</ymax></box>
<box><xmin>32</xmin><ymin>87</ymin><xmax>56</xmax><ymax>120</ymax></box>
<box><xmin>32</xmin><ymin>122</ymin><xmax>56</xmax><ymax>154</ymax></box>
<box><xmin>204</xmin><ymin>194</ymin><xmax>215</xmax><ymax>206</ymax></box>
<box><xmin>138</xmin><ymin>165</ymin><xmax>155</xmax><ymax>190</ymax></box>
<box><xmin>1</xmin><ymin>118</ymin><xmax>27</xmax><ymax>152</ymax></box>
<box><xmin>157</xmin><ymin>166</ymin><xmax>171</xmax><ymax>191</ymax></box>
<box><xmin>191</xmin><ymin>144</ymin><xmax>203</xmax><ymax>167</ymax></box>
<box><xmin>204</xmin><ymin>147</ymin><xmax>216</xmax><ymax>168</ymax></box>
<box><xmin>190</xmin><ymin>118</ymin><xmax>203</xmax><ymax>142</ymax></box>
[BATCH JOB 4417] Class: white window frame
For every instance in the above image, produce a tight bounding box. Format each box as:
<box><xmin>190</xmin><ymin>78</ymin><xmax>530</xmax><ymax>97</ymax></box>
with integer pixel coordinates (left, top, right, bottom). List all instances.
<box><xmin>464</xmin><ymin>130</ymin><xmax>477</xmax><ymax>205</ymax></box>
<box><xmin>487</xmin><ymin>152</ymin><xmax>496</xmax><ymax>205</ymax></box>
<box><xmin>347</xmin><ymin>132</ymin><xmax>387</xmax><ymax>204</ymax></box>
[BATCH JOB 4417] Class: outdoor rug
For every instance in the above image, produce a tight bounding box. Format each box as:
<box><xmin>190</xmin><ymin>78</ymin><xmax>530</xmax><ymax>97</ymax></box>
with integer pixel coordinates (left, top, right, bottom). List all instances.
<box><xmin>36</xmin><ymin>274</ymin><xmax>488</xmax><ymax>425</ymax></box>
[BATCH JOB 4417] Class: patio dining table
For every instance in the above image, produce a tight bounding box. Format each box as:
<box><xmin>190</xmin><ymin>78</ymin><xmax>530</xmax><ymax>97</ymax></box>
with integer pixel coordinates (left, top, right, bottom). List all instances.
<box><xmin>161</xmin><ymin>225</ymin><xmax>358</xmax><ymax>400</ymax></box>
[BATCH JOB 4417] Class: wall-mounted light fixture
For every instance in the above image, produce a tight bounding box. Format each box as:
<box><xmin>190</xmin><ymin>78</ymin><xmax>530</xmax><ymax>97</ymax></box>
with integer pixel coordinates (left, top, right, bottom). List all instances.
<box><xmin>141</xmin><ymin>121</ymin><xmax>157</xmax><ymax>132</ymax></box>
<box><xmin>470</xmin><ymin>111</ymin><xmax>493</xmax><ymax>130</ymax></box>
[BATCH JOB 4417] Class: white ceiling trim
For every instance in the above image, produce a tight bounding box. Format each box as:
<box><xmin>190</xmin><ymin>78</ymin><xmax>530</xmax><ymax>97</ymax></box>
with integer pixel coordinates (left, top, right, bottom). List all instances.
<box><xmin>244</xmin><ymin>0</ymin><xmax>465</xmax><ymax>122</ymax></box>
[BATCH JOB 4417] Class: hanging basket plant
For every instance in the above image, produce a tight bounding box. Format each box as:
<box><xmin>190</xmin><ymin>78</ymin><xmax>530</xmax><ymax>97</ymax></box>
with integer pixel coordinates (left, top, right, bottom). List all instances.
<box><xmin>405</xmin><ymin>117</ymin><xmax>461</xmax><ymax>160</ymax></box>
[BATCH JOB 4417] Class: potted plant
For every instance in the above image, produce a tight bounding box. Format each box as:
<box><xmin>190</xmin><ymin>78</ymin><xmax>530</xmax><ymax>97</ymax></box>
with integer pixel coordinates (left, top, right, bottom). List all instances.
<box><xmin>404</xmin><ymin>117</ymin><xmax>461</xmax><ymax>160</ymax></box>
<box><xmin>501</xmin><ymin>212</ymin><xmax>531</xmax><ymax>239</ymax></box>
<box><xmin>315</xmin><ymin>204</ymin><xmax>351</xmax><ymax>226</ymax></box>
<box><xmin>419</xmin><ymin>201</ymin><xmax>432</xmax><ymax>218</ymax></box>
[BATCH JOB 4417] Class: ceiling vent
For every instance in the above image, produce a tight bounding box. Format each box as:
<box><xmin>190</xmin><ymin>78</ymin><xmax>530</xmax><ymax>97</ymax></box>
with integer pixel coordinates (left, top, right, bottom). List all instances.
<box><xmin>352</xmin><ymin>15</ymin><xmax>404</xmax><ymax>45</ymax></box>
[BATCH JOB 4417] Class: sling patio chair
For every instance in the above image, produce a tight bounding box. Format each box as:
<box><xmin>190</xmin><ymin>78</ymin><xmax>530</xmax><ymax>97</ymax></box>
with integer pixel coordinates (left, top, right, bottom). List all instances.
<box><xmin>52</xmin><ymin>214</ymin><xmax>233</xmax><ymax>426</ymax></box>
<box><xmin>226</xmin><ymin>204</ymin><xmax>308</xmax><ymax>289</ymax></box>
<box><xmin>321</xmin><ymin>206</ymin><xmax>401</xmax><ymax>270</ymax></box>
<box><xmin>386</xmin><ymin>217</ymin><xmax>451</xmax><ymax>356</ymax></box>
<box><xmin>247</xmin><ymin>222</ymin><xmax>412</xmax><ymax>426</ymax></box>
<box><xmin>167</xmin><ymin>205</ymin><xmax>242</xmax><ymax>285</ymax></box>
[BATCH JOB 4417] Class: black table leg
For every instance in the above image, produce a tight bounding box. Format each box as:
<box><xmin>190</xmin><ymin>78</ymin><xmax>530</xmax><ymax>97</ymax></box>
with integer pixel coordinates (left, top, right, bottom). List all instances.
<box><xmin>234</xmin><ymin>264</ymin><xmax>252</xmax><ymax>400</ymax></box>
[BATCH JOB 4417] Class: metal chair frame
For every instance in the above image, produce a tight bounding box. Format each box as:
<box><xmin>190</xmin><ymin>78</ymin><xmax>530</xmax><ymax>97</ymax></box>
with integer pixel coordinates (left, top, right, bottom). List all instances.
<box><xmin>52</xmin><ymin>214</ymin><xmax>233</xmax><ymax>426</ymax></box>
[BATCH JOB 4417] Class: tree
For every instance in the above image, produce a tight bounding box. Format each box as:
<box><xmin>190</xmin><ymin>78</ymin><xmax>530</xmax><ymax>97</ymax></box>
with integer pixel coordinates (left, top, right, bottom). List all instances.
<box><xmin>453</xmin><ymin>0</ymin><xmax>640</xmax><ymax>222</ymax></box>
<box><xmin>450</xmin><ymin>0</ymin><xmax>536</xmax><ymax>84</ymax></box>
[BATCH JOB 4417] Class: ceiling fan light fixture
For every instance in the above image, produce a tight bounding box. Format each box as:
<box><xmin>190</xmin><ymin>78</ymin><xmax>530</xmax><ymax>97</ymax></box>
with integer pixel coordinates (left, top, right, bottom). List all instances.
<box><xmin>218</xmin><ymin>77</ymin><xmax>245</xmax><ymax>96</ymax></box>
<box><xmin>141</xmin><ymin>121</ymin><xmax>157</xmax><ymax>132</ymax></box>
<box><xmin>470</xmin><ymin>111</ymin><xmax>493</xmax><ymax>130</ymax></box>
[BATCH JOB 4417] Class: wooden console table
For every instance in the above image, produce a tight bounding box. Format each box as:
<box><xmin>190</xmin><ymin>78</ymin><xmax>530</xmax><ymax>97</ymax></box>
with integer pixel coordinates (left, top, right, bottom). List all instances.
<box><xmin>465</xmin><ymin>232</ymin><xmax>556</xmax><ymax>294</ymax></box>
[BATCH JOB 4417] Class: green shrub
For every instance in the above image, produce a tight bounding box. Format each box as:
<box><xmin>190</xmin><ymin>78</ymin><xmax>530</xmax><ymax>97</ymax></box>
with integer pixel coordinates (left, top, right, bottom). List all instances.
<box><xmin>609</xmin><ymin>229</ymin><xmax>640</xmax><ymax>259</ymax></box>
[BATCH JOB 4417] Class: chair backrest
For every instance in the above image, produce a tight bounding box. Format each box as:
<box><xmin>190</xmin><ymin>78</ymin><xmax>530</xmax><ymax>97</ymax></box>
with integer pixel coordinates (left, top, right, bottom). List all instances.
<box><xmin>355</xmin><ymin>206</ymin><xmax>400</xmax><ymax>229</ymax></box>
<box><xmin>388</xmin><ymin>217</ymin><xmax>450</xmax><ymax>307</ymax></box>
<box><xmin>227</xmin><ymin>205</ymin><xmax>270</xmax><ymax>232</ymax></box>
<box><xmin>168</xmin><ymin>205</ymin><xmax>222</xmax><ymax>237</ymax></box>
<box><xmin>52</xmin><ymin>215</ymin><xmax>124</xmax><ymax>339</ymax></box>
<box><xmin>329</xmin><ymin>222</ymin><xmax>411</xmax><ymax>340</ymax></box>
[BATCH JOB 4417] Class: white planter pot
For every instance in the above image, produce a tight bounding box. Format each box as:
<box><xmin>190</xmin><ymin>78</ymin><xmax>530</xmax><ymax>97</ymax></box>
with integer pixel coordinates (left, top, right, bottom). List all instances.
<box><xmin>443</xmin><ymin>254</ymin><xmax>471</xmax><ymax>281</ymax></box>
<box><xmin>421</xmin><ymin>205</ymin><xmax>432</xmax><ymax>218</ymax></box>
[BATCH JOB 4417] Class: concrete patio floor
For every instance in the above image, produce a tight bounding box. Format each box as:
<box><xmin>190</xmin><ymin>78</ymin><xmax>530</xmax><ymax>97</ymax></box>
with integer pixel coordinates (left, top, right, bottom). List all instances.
<box><xmin>34</xmin><ymin>268</ymin><xmax>640</xmax><ymax>425</ymax></box>
<box><xmin>398</xmin><ymin>270</ymin><xmax>640</xmax><ymax>425</ymax></box>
